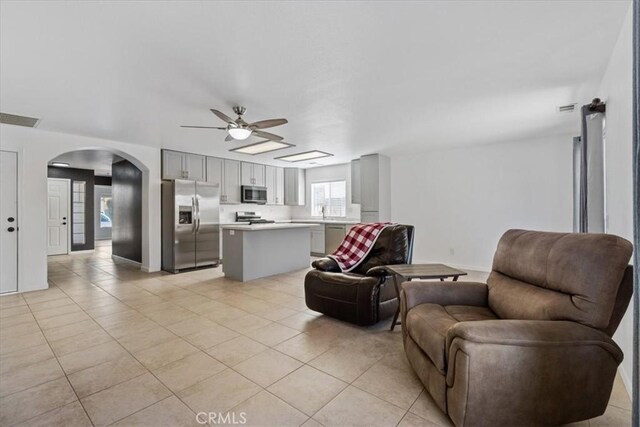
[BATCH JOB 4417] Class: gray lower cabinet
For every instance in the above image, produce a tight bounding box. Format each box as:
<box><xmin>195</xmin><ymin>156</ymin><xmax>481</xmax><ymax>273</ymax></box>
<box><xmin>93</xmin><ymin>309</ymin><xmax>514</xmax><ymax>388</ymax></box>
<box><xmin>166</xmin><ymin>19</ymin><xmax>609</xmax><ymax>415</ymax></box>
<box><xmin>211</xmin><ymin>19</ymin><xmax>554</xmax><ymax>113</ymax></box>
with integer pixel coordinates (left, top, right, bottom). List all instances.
<box><xmin>284</xmin><ymin>168</ymin><xmax>305</xmax><ymax>206</ymax></box>
<box><xmin>310</xmin><ymin>225</ymin><xmax>325</xmax><ymax>255</ymax></box>
<box><xmin>206</xmin><ymin>156</ymin><xmax>241</xmax><ymax>204</ymax></box>
<box><xmin>162</xmin><ymin>149</ymin><xmax>206</xmax><ymax>181</ymax></box>
<box><xmin>325</xmin><ymin>223</ymin><xmax>347</xmax><ymax>254</ymax></box>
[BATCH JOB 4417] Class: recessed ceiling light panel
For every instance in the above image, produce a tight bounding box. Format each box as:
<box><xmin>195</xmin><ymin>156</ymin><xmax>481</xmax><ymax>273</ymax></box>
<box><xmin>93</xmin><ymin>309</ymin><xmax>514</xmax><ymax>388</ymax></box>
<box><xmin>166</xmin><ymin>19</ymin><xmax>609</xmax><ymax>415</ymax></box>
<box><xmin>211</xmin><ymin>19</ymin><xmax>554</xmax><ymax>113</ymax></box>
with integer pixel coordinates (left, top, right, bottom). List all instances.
<box><xmin>0</xmin><ymin>112</ymin><xmax>39</xmax><ymax>128</ymax></box>
<box><xmin>50</xmin><ymin>162</ymin><xmax>70</xmax><ymax>167</ymax></box>
<box><xmin>274</xmin><ymin>150</ymin><xmax>333</xmax><ymax>162</ymax></box>
<box><xmin>230</xmin><ymin>140</ymin><xmax>295</xmax><ymax>155</ymax></box>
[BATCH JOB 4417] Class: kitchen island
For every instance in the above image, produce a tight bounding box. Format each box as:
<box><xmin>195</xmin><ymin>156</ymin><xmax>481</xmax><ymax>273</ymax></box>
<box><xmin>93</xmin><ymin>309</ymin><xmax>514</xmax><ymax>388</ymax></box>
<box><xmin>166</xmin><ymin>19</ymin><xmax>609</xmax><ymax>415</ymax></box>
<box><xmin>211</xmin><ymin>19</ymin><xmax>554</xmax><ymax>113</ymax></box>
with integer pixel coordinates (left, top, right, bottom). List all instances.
<box><xmin>221</xmin><ymin>223</ymin><xmax>315</xmax><ymax>282</ymax></box>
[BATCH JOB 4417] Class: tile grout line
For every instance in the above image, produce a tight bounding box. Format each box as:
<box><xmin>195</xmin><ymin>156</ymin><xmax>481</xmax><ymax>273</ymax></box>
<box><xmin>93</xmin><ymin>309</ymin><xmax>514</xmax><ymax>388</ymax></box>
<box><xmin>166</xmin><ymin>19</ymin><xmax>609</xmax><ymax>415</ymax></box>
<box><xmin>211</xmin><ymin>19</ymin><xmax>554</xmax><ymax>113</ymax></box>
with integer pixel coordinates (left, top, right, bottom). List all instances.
<box><xmin>20</xmin><ymin>292</ymin><xmax>96</xmax><ymax>427</ymax></box>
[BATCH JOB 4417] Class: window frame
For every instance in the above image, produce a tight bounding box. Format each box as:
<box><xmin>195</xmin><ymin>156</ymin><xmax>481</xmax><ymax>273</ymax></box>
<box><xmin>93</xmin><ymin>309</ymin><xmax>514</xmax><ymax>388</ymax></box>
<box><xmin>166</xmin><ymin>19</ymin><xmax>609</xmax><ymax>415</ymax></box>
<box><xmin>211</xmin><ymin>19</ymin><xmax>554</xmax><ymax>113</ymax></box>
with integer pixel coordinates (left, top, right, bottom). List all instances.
<box><xmin>310</xmin><ymin>180</ymin><xmax>347</xmax><ymax>219</ymax></box>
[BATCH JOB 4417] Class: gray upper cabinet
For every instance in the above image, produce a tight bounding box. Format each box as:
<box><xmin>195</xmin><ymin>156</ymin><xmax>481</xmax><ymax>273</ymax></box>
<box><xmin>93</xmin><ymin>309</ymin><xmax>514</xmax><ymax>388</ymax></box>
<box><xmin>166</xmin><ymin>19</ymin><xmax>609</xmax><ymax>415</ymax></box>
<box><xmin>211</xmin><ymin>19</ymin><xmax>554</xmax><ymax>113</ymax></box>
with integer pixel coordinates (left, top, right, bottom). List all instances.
<box><xmin>222</xmin><ymin>159</ymin><xmax>241</xmax><ymax>204</ymax></box>
<box><xmin>184</xmin><ymin>153</ymin><xmax>206</xmax><ymax>181</ymax></box>
<box><xmin>206</xmin><ymin>156</ymin><xmax>240</xmax><ymax>204</ymax></box>
<box><xmin>162</xmin><ymin>150</ymin><xmax>185</xmax><ymax>180</ymax></box>
<box><xmin>360</xmin><ymin>155</ymin><xmax>379</xmax><ymax>212</ymax></box>
<box><xmin>275</xmin><ymin>166</ymin><xmax>284</xmax><ymax>205</ymax></box>
<box><xmin>284</xmin><ymin>168</ymin><xmax>305</xmax><ymax>206</ymax></box>
<box><xmin>359</xmin><ymin>153</ymin><xmax>390</xmax><ymax>221</ymax></box>
<box><xmin>265</xmin><ymin>166</ymin><xmax>285</xmax><ymax>205</ymax></box>
<box><xmin>241</xmin><ymin>162</ymin><xmax>253</xmax><ymax>186</ymax></box>
<box><xmin>241</xmin><ymin>162</ymin><xmax>266</xmax><ymax>187</ymax></box>
<box><xmin>253</xmin><ymin>164</ymin><xmax>266</xmax><ymax>187</ymax></box>
<box><xmin>265</xmin><ymin>166</ymin><xmax>276</xmax><ymax>205</ymax></box>
<box><xmin>351</xmin><ymin>159</ymin><xmax>361</xmax><ymax>204</ymax></box>
<box><xmin>162</xmin><ymin>149</ymin><xmax>205</xmax><ymax>181</ymax></box>
<box><xmin>206</xmin><ymin>156</ymin><xmax>223</xmax><ymax>187</ymax></box>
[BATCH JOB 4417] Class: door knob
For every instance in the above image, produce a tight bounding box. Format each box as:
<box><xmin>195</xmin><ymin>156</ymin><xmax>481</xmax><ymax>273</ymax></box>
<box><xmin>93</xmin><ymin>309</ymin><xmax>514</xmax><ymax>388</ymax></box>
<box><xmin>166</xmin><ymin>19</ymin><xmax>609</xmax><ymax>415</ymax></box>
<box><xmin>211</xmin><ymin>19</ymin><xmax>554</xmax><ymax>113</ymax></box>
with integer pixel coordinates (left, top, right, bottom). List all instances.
<box><xmin>7</xmin><ymin>217</ymin><xmax>14</xmax><ymax>222</ymax></box>
<box><xmin>7</xmin><ymin>227</ymin><xmax>15</xmax><ymax>232</ymax></box>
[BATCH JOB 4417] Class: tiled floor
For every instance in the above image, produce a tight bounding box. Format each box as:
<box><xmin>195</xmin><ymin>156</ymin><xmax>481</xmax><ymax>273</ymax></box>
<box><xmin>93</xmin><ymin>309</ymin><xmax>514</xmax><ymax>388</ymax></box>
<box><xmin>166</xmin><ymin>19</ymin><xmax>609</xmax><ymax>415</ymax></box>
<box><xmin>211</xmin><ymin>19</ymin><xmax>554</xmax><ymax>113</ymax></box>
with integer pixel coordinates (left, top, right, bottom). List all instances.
<box><xmin>0</xmin><ymin>243</ymin><xmax>633</xmax><ymax>426</ymax></box>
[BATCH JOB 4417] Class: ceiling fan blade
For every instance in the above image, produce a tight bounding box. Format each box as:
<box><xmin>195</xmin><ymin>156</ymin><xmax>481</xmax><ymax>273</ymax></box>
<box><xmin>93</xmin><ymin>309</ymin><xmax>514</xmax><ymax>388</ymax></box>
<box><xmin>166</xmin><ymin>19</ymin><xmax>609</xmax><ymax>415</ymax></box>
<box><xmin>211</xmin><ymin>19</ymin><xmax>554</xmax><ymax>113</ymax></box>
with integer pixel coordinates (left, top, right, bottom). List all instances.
<box><xmin>210</xmin><ymin>109</ymin><xmax>237</xmax><ymax>125</ymax></box>
<box><xmin>180</xmin><ymin>125</ymin><xmax>226</xmax><ymax>130</ymax></box>
<box><xmin>253</xmin><ymin>130</ymin><xmax>284</xmax><ymax>141</ymax></box>
<box><xmin>248</xmin><ymin>118</ymin><xmax>288</xmax><ymax>129</ymax></box>
<box><xmin>225</xmin><ymin>134</ymin><xmax>234</xmax><ymax>142</ymax></box>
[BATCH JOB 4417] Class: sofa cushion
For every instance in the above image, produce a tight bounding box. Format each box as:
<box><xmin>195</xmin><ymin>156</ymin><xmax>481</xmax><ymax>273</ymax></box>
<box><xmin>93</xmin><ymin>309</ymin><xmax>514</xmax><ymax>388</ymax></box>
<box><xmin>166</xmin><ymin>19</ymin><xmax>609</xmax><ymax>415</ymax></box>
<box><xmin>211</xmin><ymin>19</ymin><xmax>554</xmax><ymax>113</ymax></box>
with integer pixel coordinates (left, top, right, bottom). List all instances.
<box><xmin>489</xmin><ymin>230</ymin><xmax>633</xmax><ymax>330</ymax></box>
<box><xmin>352</xmin><ymin>225</ymin><xmax>409</xmax><ymax>275</ymax></box>
<box><xmin>406</xmin><ymin>303</ymin><xmax>497</xmax><ymax>372</ymax></box>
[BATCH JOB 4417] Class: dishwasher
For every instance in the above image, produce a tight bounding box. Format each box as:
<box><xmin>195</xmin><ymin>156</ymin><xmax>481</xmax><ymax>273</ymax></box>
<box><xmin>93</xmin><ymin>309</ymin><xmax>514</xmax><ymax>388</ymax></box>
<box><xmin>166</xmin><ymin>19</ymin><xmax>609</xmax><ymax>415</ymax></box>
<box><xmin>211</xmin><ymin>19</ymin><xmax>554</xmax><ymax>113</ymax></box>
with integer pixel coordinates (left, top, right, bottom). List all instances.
<box><xmin>325</xmin><ymin>224</ymin><xmax>347</xmax><ymax>254</ymax></box>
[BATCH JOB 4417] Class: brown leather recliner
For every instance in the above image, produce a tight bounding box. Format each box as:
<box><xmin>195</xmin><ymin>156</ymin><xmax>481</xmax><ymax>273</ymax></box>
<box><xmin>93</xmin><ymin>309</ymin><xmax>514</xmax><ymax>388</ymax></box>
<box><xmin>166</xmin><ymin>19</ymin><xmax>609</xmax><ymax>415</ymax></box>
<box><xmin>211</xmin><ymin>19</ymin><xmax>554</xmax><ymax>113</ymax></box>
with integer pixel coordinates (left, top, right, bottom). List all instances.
<box><xmin>401</xmin><ymin>229</ymin><xmax>633</xmax><ymax>427</ymax></box>
<box><xmin>305</xmin><ymin>224</ymin><xmax>414</xmax><ymax>326</ymax></box>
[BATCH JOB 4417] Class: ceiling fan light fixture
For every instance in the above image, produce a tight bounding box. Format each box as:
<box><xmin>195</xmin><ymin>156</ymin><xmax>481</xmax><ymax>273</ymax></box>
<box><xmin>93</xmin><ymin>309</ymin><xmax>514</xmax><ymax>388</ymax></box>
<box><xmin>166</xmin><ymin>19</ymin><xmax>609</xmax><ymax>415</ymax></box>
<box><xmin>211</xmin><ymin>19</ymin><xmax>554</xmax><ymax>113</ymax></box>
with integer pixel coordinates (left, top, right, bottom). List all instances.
<box><xmin>227</xmin><ymin>127</ymin><xmax>252</xmax><ymax>140</ymax></box>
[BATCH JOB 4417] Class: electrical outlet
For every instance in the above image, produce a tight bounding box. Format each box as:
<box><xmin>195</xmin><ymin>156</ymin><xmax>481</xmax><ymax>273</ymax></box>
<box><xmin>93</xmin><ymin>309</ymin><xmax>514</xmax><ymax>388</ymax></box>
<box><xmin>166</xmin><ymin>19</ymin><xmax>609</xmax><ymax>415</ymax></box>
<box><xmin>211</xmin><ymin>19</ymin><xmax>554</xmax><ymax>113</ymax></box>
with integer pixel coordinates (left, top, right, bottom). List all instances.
<box><xmin>449</xmin><ymin>248</ymin><xmax>455</xmax><ymax>256</ymax></box>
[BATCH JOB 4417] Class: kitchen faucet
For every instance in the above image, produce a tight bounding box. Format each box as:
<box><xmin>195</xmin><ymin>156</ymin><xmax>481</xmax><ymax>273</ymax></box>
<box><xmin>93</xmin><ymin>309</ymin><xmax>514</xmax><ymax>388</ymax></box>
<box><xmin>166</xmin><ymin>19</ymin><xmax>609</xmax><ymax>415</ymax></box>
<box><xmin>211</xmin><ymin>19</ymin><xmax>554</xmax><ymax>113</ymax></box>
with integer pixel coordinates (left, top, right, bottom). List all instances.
<box><xmin>321</xmin><ymin>205</ymin><xmax>326</xmax><ymax>220</ymax></box>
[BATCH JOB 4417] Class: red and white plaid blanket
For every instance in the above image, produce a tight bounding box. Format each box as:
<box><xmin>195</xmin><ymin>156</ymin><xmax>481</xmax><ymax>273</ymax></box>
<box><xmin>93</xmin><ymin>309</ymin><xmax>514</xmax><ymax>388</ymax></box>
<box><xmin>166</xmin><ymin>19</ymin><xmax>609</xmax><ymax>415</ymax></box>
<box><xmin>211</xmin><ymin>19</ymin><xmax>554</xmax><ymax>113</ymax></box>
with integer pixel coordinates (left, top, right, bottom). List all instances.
<box><xmin>327</xmin><ymin>222</ymin><xmax>395</xmax><ymax>272</ymax></box>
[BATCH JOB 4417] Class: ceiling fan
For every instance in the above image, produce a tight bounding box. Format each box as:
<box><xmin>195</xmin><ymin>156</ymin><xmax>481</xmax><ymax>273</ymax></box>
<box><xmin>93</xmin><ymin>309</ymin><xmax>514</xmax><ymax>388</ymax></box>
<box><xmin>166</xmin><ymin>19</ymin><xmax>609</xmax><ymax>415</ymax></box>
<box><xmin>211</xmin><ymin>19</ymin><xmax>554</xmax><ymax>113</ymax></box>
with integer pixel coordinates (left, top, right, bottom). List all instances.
<box><xmin>181</xmin><ymin>106</ymin><xmax>288</xmax><ymax>142</ymax></box>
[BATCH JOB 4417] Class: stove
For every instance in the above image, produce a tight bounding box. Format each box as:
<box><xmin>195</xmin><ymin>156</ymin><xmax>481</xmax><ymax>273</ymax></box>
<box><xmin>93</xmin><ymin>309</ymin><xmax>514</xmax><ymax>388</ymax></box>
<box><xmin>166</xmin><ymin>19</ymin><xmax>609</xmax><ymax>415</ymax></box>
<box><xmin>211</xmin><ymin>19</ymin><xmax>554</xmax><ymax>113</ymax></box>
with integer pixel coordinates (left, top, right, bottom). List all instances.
<box><xmin>249</xmin><ymin>219</ymin><xmax>276</xmax><ymax>225</ymax></box>
<box><xmin>236</xmin><ymin>211</ymin><xmax>275</xmax><ymax>225</ymax></box>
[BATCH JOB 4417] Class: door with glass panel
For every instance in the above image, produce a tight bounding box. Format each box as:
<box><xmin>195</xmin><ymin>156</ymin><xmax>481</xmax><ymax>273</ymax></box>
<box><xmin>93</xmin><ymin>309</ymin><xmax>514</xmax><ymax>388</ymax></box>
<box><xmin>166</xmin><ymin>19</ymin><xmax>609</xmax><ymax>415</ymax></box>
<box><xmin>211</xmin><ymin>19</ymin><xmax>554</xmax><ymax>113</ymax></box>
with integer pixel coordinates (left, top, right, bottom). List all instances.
<box><xmin>95</xmin><ymin>185</ymin><xmax>112</xmax><ymax>240</ymax></box>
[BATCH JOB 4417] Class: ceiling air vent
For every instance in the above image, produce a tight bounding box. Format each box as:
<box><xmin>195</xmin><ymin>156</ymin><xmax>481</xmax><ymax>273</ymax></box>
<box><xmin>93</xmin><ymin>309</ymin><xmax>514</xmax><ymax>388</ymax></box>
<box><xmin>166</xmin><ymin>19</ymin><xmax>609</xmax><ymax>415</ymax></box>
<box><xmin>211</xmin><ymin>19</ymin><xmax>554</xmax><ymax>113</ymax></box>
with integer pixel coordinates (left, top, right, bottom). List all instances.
<box><xmin>0</xmin><ymin>112</ymin><xmax>40</xmax><ymax>128</ymax></box>
<box><xmin>557</xmin><ymin>103</ymin><xmax>577</xmax><ymax>113</ymax></box>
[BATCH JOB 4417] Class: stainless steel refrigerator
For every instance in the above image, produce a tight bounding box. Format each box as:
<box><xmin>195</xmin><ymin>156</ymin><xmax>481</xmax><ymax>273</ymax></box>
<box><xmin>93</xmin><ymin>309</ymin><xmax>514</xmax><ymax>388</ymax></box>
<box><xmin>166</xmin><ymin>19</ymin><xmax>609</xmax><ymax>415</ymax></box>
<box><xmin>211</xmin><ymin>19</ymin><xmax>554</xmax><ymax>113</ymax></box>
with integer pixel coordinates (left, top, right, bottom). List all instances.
<box><xmin>162</xmin><ymin>180</ymin><xmax>220</xmax><ymax>273</ymax></box>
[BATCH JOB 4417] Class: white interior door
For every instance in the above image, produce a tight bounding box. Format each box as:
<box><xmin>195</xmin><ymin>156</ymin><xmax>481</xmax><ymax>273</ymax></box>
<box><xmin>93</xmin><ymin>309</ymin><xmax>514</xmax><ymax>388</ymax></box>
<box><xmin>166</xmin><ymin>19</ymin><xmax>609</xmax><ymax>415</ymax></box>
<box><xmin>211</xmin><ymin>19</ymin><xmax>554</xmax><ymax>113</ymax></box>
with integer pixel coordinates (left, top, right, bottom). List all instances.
<box><xmin>47</xmin><ymin>178</ymin><xmax>70</xmax><ymax>255</ymax></box>
<box><xmin>1</xmin><ymin>151</ymin><xmax>19</xmax><ymax>293</ymax></box>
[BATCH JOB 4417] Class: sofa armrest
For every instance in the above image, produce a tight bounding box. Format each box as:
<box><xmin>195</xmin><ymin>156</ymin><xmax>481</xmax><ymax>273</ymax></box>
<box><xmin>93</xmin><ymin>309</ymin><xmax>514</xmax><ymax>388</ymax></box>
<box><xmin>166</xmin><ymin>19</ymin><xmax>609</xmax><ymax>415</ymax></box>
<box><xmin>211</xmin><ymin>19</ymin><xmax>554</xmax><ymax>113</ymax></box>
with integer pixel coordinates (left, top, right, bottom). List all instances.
<box><xmin>311</xmin><ymin>257</ymin><xmax>340</xmax><ymax>272</ymax></box>
<box><xmin>446</xmin><ymin>319</ymin><xmax>622</xmax><ymax>363</ymax></box>
<box><xmin>444</xmin><ymin>319</ymin><xmax>623</xmax><ymax>426</ymax></box>
<box><xmin>401</xmin><ymin>281</ymin><xmax>488</xmax><ymax>312</ymax></box>
<box><xmin>365</xmin><ymin>266</ymin><xmax>390</xmax><ymax>277</ymax></box>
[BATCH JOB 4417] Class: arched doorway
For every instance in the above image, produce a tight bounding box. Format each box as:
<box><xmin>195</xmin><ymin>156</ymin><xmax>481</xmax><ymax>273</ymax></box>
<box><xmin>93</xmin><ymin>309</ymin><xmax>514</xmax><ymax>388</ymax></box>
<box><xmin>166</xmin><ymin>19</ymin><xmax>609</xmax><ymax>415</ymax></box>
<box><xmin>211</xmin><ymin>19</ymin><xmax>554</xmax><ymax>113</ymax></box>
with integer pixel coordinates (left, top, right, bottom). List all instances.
<box><xmin>46</xmin><ymin>148</ymin><xmax>152</xmax><ymax>272</ymax></box>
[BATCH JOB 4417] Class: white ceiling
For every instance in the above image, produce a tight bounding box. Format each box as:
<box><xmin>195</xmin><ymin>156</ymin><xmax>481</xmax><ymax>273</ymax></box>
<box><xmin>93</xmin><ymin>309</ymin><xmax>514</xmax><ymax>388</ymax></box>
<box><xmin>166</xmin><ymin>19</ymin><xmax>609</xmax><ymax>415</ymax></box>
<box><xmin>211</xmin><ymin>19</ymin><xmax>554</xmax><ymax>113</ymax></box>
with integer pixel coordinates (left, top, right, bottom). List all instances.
<box><xmin>50</xmin><ymin>150</ymin><xmax>123</xmax><ymax>176</ymax></box>
<box><xmin>0</xmin><ymin>1</ymin><xmax>631</xmax><ymax>166</ymax></box>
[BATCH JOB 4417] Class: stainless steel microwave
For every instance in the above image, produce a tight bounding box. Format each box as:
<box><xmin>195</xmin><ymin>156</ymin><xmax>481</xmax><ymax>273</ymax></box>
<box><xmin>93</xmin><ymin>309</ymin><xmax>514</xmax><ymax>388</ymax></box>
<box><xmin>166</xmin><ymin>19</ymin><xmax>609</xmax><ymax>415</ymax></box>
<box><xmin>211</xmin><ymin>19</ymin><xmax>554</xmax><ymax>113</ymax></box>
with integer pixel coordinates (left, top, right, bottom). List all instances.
<box><xmin>241</xmin><ymin>185</ymin><xmax>267</xmax><ymax>204</ymax></box>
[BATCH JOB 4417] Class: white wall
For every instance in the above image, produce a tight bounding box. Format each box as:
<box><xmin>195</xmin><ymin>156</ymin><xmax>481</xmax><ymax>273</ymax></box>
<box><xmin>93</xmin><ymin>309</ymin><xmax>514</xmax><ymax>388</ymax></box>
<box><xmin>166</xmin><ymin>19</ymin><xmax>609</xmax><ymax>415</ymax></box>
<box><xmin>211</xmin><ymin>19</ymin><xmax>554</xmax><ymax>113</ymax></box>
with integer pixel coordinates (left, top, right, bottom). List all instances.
<box><xmin>390</xmin><ymin>134</ymin><xmax>574</xmax><ymax>270</ymax></box>
<box><xmin>598</xmin><ymin>5</ymin><xmax>634</xmax><ymax>395</ymax></box>
<box><xmin>291</xmin><ymin>163</ymin><xmax>361</xmax><ymax>220</ymax></box>
<box><xmin>0</xmin><ymin>125</ymin><xmax>162</xmax><ymax>292</ymax></box>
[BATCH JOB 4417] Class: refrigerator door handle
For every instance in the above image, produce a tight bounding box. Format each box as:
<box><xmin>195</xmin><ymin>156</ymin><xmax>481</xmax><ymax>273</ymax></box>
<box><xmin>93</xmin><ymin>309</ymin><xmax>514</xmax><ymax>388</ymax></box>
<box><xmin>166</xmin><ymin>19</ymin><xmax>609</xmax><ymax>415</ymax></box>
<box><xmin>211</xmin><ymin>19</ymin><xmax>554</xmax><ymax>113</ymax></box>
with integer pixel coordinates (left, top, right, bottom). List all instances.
<box><xmin>195</xmin><ymin>195</ymin><xmax>201</xmax><ymax>234</ymax></box>
<box><xmin>191</xmin><ymin>197</ymin><xmax>197</xmax><ymax>234</ymax></box>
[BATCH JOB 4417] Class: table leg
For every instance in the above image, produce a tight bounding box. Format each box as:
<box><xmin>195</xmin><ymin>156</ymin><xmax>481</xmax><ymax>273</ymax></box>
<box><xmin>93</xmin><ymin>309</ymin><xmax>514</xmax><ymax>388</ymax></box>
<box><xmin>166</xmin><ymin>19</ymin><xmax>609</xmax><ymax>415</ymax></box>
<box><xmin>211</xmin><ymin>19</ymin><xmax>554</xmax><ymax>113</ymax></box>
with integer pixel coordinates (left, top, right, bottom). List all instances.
<box><xmin>453</xmin><ymin>275</ymin><xmax>459</xmax><ymax>282</ymax></box>
<box><xmin>390</xmin><ymin>274</ymin><xmax>401</xmax><ymax>331</ymax></box>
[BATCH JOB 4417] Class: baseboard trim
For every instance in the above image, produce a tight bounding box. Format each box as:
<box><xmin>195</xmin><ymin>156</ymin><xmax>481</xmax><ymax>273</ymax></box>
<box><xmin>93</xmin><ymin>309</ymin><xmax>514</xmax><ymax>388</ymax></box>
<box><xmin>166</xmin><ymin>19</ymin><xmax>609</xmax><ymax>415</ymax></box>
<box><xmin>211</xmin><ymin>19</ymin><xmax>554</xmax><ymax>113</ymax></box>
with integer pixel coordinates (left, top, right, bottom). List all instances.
<box><xmin>111</xmin><ymin>254</ymin><xmax>142</xmax><ymax>267</ymax></box>
<box><xmin>71</xmin><ymin>249</ymin><xmax>95</xmax><ymax>254</ymax></box>
<box><xmin>618</xmin><ymin>365</ymin><xmax>632</xmax><ymax>397</ymax></box>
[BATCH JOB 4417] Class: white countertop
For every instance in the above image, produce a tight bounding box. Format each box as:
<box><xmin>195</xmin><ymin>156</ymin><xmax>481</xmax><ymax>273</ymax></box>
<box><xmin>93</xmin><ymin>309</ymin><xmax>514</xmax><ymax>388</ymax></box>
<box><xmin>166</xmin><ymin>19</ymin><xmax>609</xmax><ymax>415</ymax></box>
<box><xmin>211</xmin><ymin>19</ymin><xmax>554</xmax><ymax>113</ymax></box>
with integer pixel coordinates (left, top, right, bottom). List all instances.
<box><xmin>290</xmin><ymin>219</ymin><xmax>360</xmax><ymax>225</ymax></box>
<box><xmin>220</xmin><ymin>223</ymin><xmax>318</xmax><ymax>231</ymax></box>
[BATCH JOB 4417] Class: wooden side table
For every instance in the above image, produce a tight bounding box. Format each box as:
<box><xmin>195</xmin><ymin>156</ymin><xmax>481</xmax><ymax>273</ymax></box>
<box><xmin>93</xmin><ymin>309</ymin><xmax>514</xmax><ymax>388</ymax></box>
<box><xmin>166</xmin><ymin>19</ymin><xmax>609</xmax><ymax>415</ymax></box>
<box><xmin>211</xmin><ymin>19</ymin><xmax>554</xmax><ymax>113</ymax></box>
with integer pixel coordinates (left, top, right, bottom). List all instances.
<box><xmin>385</xmin><ymin>263</ymin><xmax>467</xmax><ymax>331</ymax></box>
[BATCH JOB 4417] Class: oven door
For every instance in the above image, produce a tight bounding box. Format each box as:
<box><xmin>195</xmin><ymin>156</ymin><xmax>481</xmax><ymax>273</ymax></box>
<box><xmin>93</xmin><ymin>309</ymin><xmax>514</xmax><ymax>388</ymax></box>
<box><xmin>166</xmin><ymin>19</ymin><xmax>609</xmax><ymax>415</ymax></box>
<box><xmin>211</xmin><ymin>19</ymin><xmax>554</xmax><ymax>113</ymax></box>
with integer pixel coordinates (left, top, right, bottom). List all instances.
<box><xmin>241</xmin><ymin>186</ymin><xmax>267</xmax><ymax>204</ymax></box>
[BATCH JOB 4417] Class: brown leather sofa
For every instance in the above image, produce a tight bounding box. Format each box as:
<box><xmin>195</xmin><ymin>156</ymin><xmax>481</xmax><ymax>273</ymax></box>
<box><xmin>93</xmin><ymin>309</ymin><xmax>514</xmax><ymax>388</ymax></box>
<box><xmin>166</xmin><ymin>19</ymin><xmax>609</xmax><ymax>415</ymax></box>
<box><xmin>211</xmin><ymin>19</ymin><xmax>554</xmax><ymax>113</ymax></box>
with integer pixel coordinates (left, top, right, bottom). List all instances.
<box><xmin>401</xmin><ymin>229</ymin><xmax>633</xmax><ymax>427</ymax></box>
<box><xmin>304</xmin><ymin>224</ymin><xmax>414</xmax><ymax>326</ymax></box>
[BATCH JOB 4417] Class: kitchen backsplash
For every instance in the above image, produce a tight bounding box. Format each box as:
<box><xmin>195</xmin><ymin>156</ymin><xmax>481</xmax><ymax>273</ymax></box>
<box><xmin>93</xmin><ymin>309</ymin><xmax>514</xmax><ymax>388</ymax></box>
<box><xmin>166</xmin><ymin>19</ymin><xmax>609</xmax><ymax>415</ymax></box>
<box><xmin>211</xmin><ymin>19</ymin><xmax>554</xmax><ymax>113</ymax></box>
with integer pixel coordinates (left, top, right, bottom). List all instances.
<box><xmin>220</xmin><ymin>204</ymin><xmax>294</xmax><ymax>223</ymax></box>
